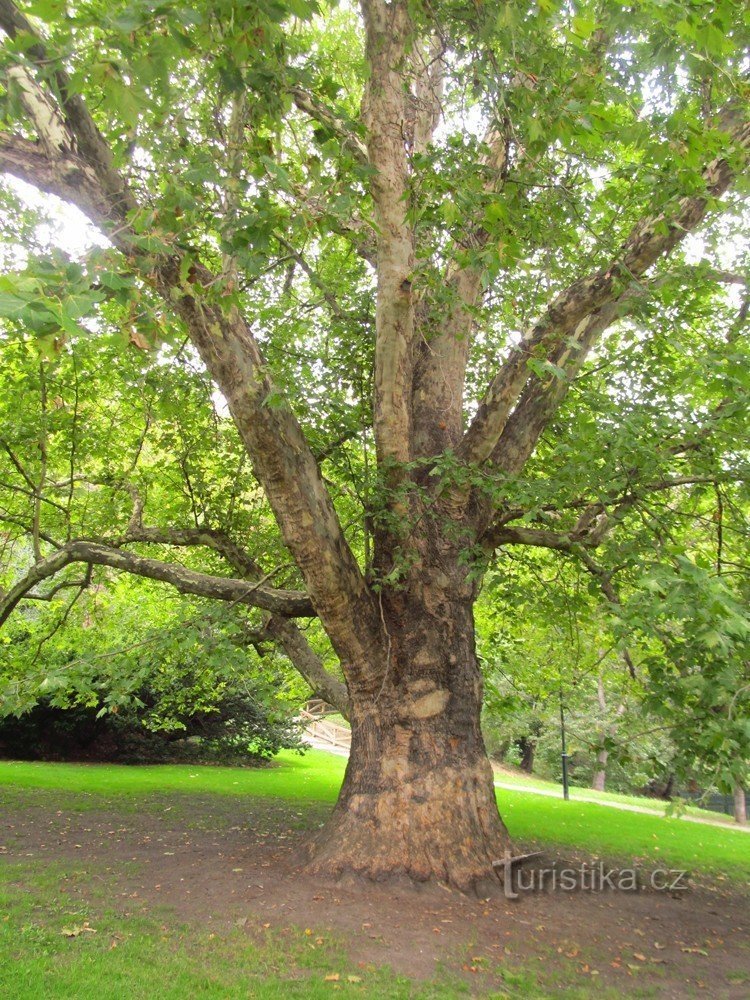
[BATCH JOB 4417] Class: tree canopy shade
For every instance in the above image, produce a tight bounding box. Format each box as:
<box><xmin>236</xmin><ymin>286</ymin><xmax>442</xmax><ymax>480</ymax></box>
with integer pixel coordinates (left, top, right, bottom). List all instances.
<box><xmin>0</xmin><ymin>0</ymin><xmax>749</xmax><ymax>886</ymax></box>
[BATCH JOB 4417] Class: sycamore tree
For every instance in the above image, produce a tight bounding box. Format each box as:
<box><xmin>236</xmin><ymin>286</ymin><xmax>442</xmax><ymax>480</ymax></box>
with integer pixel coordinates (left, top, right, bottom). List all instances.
<box><xmin>0</xmin><ymin>0</ymin><xmax>749</xmax><ymax>887</ymax></box>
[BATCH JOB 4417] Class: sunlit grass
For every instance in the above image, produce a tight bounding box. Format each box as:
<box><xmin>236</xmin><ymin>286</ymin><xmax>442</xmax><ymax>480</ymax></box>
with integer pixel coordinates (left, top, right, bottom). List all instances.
<box><xmin>1</xmin><ymin>751</ymin><xmax>747</xmax><ymax>879</ymax></box>
<box><xmin>491</xmin><ymin>765</ymin><xmax>737</xmax><ymax>824</ymax></box>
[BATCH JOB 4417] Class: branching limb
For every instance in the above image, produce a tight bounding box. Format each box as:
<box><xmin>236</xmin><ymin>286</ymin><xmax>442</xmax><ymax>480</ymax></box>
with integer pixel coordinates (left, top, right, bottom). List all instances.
<box><xmin>0</xmin><ymin>541</ymin><xmax>315</xmax><ymax>627</ymax></box>
<box><xmin>0</xmin><ymin>131</ymin><xmax>113</xmax><ymax>225</ymax></box>
<box><xmin>121</xmin><ymin>525</ymin><xmax>349</xmax><ymax>712</ymax></box>
<box><xmin>361</xmin><ymin>0</ymin><xmax>416</xmax><ymax>474</ymax></box>
<box><xmin>412</xmin><ymin>32</ymin><xmax>613</xmax><ymax>460</ymax></box>
<box><xmin>0</xmin><ymin>0</ymin><xmax>135</xmax><ymax>215</ymax></box>
<box><xmin>289</xmin><ymin>87</ymin><xmax>368</xmax><ymax>165</ymax></box>
<box><xmin>0</xmin><ymin>0</ymin><xmax>385</xmax><ymax>685</ymax></box>
<box><xmin>23</xmin><ymin>575</ymin><xmax>90</xmax><ymax>602</ymax></box>
<box><xmin>459</xmin><ymin>107</ymin><xmax>750</xmax><ymax>468</ymax></box>
<box><xmin>264</xmin><ymin>616</ymin><xmax>349</xmax><ymax>717</ymax></box>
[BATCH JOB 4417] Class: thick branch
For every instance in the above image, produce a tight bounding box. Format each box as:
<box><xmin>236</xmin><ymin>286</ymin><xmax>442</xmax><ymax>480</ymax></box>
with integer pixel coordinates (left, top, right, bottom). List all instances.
<box><xmin>290</xmin><ymin>87</ymin><xmax>368</xmax><ymax>165</ymax></box>
<box><xmin>123</xmin><ymin>525</ymin><xmax>350</xmax><ymax>713</ymax></box>
<box><xmin>412</xmin><ymin>36</ymin><xmax>610</xmax><ymax>460</ymax></box>
<box><xmin>125</xmin><ymin>527</ymin><xmax>349</xmax><ymax>713</ymax></box>
<box><xmin>122</xmin><ymin>525</ymin><xmax>264</xmax><ymax>578</ymax></box>
<box><xmin>483</xmin><ymin>475</ymin><xmax>739</xmax><ymax>555</ymax></box>
<box><xmin>0</xmin><ymin>0</ymin><xmax>135</xmax><ymax>215</ymax></box>
<box><xmin>483</xmin><ymin>524</ymin><xmax>596</xmax><ymax>552</ymax></box>
<box><xmin>152</xmin><ymin>260</ymin><xmax>382</xmax><ymax>684</ymax></box>
<box><xmin>0</xmin><ymin>541</ymin><xmax>314</xmax><ymax>627</ymax></box>
<box><xmin>362</xmin><ymin>0</ymin><xmax>415</xmax><ymax>471</ymax></box>
<box><xmin>460</xmin><ymin>107</ymin><xmax>750</xmax><ymax>467</ymax></box>
<box><xmin>0</xmin><ymin>131</ymin><xmax>113</xmax><ymax>224</ymax></box>
<box><xmin>0</xmin><ymin>7</ymin><xmax>385</xmax><ymax>686</ymax></box>
<box><xmin>490</xmin><ymin>268</ymin><xmax>749</xmax><ymax>491</ymax></box>
<box><xmin>265</xmin><ymin>616</ymin><xmax>349</xmax><ymax>717</ymax></box>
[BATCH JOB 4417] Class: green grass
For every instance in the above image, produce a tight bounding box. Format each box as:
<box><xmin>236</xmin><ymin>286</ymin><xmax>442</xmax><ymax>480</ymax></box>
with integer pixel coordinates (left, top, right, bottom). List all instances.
<box><xmin>0</xmin><ymin>861</ymin><xmax>482</xmax><ymax>1000</ymax></box>
<box><xmin>492</xmin><ymin>766</ymin><xmax>737</xmax><ymax>824</ymax></box>
<box><xmin>1</xmin><ymin>752</ymin><xmax>747</xmax><ymax>998</ymax></box>
<box><xmin>1</xmin><ymin>750</ymin><xmax>747</xmax><ymax>879</ymax></box>
<box><xmin>496</xmin><ymin>789</ymin><xmax>750</xmax><ymax>880</ymax></box>
<box><xmin>0</xmin><ymin>749</ymin><xmax>343</xmax><ymax>802</ymax></box>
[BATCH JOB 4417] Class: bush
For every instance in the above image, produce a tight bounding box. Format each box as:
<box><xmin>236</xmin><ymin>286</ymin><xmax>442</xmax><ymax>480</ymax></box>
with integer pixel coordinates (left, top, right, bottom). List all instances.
<box><xmin>0</xmin><ymin>692</ymin><xmax>303</xmax><ymax>765</ymax></box>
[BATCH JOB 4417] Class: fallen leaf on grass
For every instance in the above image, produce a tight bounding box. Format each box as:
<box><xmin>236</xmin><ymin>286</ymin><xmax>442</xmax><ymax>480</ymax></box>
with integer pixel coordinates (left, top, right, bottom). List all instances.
<box><xmin>324</xmin><ymin>973</ymin><xmax>340</xmax><ymax>981</ymax></box>
<box><xmin>62</xmin><ymin>922</ymin><xmax>97</xmax><ymax>938</ymax></box>
<box><xmin>681</xmin><ymin>947</ymin><xmax>708</xmax><ymax>956</ymax></box>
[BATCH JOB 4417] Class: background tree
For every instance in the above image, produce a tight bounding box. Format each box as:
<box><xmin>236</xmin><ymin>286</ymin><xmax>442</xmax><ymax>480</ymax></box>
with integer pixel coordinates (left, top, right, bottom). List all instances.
<box><xmin>0</xmin><ymin>0</ymin><xmax>748</xmax><ymax>885</ymax></box>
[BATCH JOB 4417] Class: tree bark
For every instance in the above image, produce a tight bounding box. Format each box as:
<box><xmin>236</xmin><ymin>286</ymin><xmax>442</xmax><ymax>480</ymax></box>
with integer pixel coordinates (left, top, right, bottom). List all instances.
<box><xmin>591</xmin><ymin>751</ymin><xmax>608</xmax><ymax>793</ymax></box>
<box><xmin>733</xmin><ymin>784</ymin><xmax>747</xmax><ymax>826</ymax></box>
<box><xmin>518</xmin><ymin>737</ymin><xmax>536</xmax><ymax>774</ymax></box>
<box><xmin>306</xmin><ymin>588</ymin><xmax>510</xmax><ymax>889</ymax></box>
<box><xmin>591</xmin><ymin>675</ymin><xmax>625</xmax><ymax>792</ymax></box>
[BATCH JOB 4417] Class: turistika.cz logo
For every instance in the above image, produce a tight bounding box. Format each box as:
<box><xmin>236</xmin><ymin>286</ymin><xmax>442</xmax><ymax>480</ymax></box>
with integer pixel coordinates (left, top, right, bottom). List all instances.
<box><xmin>492</xmin><ymin>857</ymin><xmax>690</xmax><ymax>900</ymax></box>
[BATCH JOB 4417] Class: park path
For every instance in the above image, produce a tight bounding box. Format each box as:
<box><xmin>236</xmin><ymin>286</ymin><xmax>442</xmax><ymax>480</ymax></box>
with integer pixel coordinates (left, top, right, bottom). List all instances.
<box><xmin>491</xmin><ymin>778</ymin><xmax>750</xmax><ymax>832</ymax></box>
<box><xmin>301</xmin><ymin>734</ymin><xmax>749</xmax><ymax>833</ymax></box>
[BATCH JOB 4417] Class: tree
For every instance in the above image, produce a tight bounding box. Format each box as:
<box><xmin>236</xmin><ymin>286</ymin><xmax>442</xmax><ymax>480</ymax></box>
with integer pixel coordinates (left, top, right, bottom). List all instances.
<box><xmin>0</xmin><ymin>0</ymin><xmax>748</xmax><ymax>887</ymax></box>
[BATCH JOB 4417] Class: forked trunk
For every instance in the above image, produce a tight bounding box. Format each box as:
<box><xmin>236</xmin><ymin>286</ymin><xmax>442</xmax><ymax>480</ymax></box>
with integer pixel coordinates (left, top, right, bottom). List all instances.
<box><xmin>306</xmin><ymin>589</ymin><xmax>511</xmax><ymax>890</ymax></box>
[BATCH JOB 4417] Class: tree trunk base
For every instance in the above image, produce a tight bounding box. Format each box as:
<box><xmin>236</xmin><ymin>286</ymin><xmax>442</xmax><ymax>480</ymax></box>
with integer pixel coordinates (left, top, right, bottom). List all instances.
<box><xmin>305</xmin><ymin>753</ymin><xmax>510</xmax><ymax>892</ymax></box>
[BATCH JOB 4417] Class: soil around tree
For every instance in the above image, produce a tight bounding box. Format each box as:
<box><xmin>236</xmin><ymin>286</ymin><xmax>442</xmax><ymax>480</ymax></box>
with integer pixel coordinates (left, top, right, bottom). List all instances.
<box><xmin>1</xmin><ymin>788</ymin><xmax>748</xmax><ymax>998</ymax></box>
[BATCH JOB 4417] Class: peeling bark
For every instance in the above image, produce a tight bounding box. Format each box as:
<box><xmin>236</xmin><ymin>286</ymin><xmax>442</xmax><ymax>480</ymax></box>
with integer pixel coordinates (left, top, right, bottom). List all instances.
<box><xmin>362</xmin><ymin>0</ymin><xmax>416</xmax><ymax>476</ymax></box>
<box><xmin>307</xmin><ymin>589</ymin><xmax>510</xmax><ymax>889</ymax></box>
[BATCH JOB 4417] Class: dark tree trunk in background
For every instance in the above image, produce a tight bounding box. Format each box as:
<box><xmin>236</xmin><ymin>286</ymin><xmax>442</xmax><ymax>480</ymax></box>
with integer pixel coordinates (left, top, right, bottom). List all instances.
<box><xmin>517</xmin><ymin>737</ymin><xmax>536</xmax><ymax>774</ymax></box>
<box><xmin>592</xmin><ymin>750</ymin><xmax>608</xmax><ymax>792</ymax></box>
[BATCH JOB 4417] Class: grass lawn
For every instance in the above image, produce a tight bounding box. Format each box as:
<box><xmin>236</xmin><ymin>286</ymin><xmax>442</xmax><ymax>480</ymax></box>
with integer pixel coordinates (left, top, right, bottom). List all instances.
<box><xmin>0</xmin><ymin>749</ymin><xmax>343</xmax><ymax>802</ymax></box>
<box><xmin>2</xmin><ymin>750</ymin><xmax>748</xmax><ymax>880</ymax></box>
<box><xmin>0</xmin><ymin>861</ymin><xmax>477</xmax><ymax>1000</ymax></box>
<box><xmin>492</xmin><ymin>766</ymin><xmax>738</xmax><ymax>824</ymax></box>
<box><xmin>1</xmin><ymin>752</ymin><xmax>748</xmax><ymax>999</ymax></box>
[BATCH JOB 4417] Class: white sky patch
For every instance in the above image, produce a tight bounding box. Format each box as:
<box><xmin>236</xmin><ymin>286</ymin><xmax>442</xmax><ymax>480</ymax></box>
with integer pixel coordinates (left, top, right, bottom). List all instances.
<box><xmin>4</xmin><ymin>174</ymin><xmax>107</xmax><ymax>260</ymax></box>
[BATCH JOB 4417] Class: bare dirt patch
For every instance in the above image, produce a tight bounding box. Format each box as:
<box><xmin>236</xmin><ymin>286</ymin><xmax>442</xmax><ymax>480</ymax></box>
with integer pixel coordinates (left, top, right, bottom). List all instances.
<box><xmin>1</xmin><ymin>787</ymin><xmax>748</xmax><ymax>997</ymax></box>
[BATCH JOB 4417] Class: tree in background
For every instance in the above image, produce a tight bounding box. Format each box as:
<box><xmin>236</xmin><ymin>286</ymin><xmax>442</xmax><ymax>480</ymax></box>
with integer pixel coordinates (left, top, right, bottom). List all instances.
<box><xmin>0</xmin><ymin>0</ymin><xmax>748</xmax><ymax>883</ymax></box>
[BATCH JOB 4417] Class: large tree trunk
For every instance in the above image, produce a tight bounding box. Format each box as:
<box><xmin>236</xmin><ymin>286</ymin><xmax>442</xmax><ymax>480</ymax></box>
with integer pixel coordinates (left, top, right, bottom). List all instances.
<box><xmin>306</xmin><ymin>589</ymin><xmax>510</xmax><ymax>889</ymax></box>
